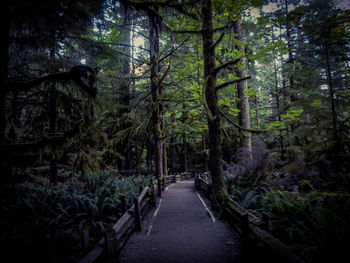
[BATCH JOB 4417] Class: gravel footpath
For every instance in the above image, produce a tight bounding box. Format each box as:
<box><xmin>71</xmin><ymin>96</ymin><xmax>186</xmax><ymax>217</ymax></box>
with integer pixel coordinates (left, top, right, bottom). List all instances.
<box><xmin>118</xmin><ymin>180</ymin><xmax>241</xmax><ymax>263</ymax></box>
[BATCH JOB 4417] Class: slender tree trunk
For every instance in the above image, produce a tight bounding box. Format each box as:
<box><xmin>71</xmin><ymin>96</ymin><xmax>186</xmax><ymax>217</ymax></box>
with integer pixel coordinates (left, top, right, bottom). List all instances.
<box><xmin>163</xmin><ymin>139</ymin><xmax>168</xmax><ymax>177</ymax></box>
<box><xmin>49</xmin><ymin>86</ymin><xmax>57</xmax><ymax>183</ymax></box>
<box><xmin>203</xmin><ymin>134</ymin><xmax>209</xmax><ymax>173</ymax></box>
<box><xmin>0</xmin><ymin>2</ymin><xmax>9</xmax><ymax>144</ymax></box>
<box><xmin>254</xmin><ymin>95</ymin><xmax>260</xmax><ymax>128</ymax></box>
<box><xmin>182</xmin><ymin>102</ymin><xmax>188</xmax><ymax>172</ymax></box>
<box><xmin>170</xmin><ymin>134</ymin><xmax>176</xmax><ymax>172</ymax></box>
<box><xmin>324</xmin><ymin>39</ymin><xmax>337</xmax><ymax>138</ymax></box>
<box><xmin>285</xmin><ymin>0</ymin><xmax>294</xmax><ymax>102</ymax></box>
<box><xmin>146</xmin><ymin>140</ymin><xmax>152</xmax><ymax>173</ymax></box>
<box><xmin>183</xmin><ymin>134</ymin><xmax>188</xmax><ymax>172</ymax></box>
<box><xmin>201</xmin><ymin>0</ymin><xmax>227</xmax><ymax>203</ymax></box>
<box><xmin>233</xmin><ymin>21</ymin><xmax>252</xmax><ymax>160</ymax></box>
<box><xmin>271</xmin><ymin>28</ymin><xmax>285</xmax><ymax>160</ymax></box>
<box><xmin>148</xmin><ymin>6</ymin><xmax>163</xmax><ymax>179</ymax></box>
<box><xmin>117</xmin><ymin>3</ymin><xmax>132</xmax><ymax>170</ymax></box>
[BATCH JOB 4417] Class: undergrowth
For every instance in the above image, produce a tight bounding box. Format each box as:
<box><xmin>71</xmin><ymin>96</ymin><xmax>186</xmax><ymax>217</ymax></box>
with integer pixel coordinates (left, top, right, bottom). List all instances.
<box><xmin>224</xmin><ymin>138</ymin><xmax>350</xmax><ymax>262</ymax></box>
<box><xmin>0</xmin><ymin>171</ymin><xmax>152</xmax><ymax>263</ymax></box>
<box><xmin>226</xmin><ymin>174</ymin><xmax>350</xmax><ymax>263</ymax></box>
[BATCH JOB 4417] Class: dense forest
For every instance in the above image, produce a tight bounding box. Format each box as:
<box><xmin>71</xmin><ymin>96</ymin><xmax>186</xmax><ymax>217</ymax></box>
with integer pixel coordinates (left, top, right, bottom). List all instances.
<box><xmin>0</xmin><ymin>0</ymin><xmax>349</xmax><ymax>262</ymax></box>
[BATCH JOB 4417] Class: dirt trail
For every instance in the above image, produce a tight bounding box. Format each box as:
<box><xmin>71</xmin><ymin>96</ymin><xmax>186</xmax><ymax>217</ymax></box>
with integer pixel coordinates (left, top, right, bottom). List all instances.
<box><xmin>118</xmin><ymin>180</ymin><xmax>241</xmax><ymax>263</ymax></box>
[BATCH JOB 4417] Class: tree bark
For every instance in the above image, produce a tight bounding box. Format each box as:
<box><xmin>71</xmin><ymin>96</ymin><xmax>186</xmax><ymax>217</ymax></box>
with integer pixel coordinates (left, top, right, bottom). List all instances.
<box><xmin>233</xmin><ymin>21</ymin><xmax>252</xmax><ymax>160</ymax></box>
<box><xmin>148</xmin><ymin>6</ymin><xmax>163</xmax><ymax>179</ymax></box>
<box><xmin>271</xmin><ymin>28</ymin><xmax>285</xmax><ymax>160</ymax></box>
<box><xmin>49</xmin><ymin>86</ymin><xmax>57</xmax><ymax>183</ymax></box>
<box><xmin>324</xmin><ymin>39</ymin><xmax>337</xmax><ymax>139</ymax></box>
<box><xmin>170</xmin><ymin>133</ymin><xmax>177</xmax><ymax>172</ymax></box>
<box><xmin>0</xmin><ymin>2</ymin><xmax>9</xmax><ymax>143</ymax></box>
<box><xmin>117</xmin><ymin>3</ymin><xmax>132</xmax><ymax>170</ymax></box>
<box><xmin>201</xmin><ymin>0</ymin><xmax>227</xmax><ymax>203</ymax></box>
<box><xmin>163</xmin><ymin>138</ymin><xmax>168</xmax><ymax>177</ymax></box>
<box><xmin>182</xmin><ymin>102</ymin><xmax>188</xmax><ymax>172</ymax></box>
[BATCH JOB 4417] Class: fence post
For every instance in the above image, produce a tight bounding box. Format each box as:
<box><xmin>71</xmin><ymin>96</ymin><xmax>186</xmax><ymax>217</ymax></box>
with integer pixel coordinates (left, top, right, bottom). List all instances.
<box><xmin>81</xmin><ymin>226</ymin><xmax>90</xmax><ymax>253</ymax></box>
<box><xmin>173</xmin><ymin>173</ymin><xmax>177</xmax><ymax>183</ymax></box>
<box><xmin>120</xmin><ymin>195</ymin><xmax>127</xmax><ymax>214</ymax></box>
<box><xmin>105</xmin><ymin>230</ymin><xmax>117</xmax><ymax>257</ymax></box>
<box><xmin>262</xmin><ymin>212</ymin><xmax>271</xmax><ymax>232</ymax></box>
<box><xmin>133</xmin><ymin>197</ymin><xmax>142</xmax><ymax>231</ymax></box>
<box><xmin>150</xmin><ymin>179</ymin><xmax>156</xmax><ymax>207</ymax></box>
<box><xmin>162</xmin><ymin>176</ymin><xmax>166</xmax><ymax>191</ymax></box>
<box><xmin>157</xmin><ymin>178</ymin><xmax>162</xmax><ymax>196</ymax></box>
<box><xmin>241</xmin><ymin>213</ymin><xmax>249</xmax><ymax>254</ymax></box>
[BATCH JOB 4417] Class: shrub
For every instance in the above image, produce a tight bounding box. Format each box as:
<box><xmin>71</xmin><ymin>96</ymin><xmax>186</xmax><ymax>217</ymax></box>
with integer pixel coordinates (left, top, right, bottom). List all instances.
<box><xmin>0</xmin><ymin>171</ymin><xmax>152</xmax><ymax>262</ymax></box>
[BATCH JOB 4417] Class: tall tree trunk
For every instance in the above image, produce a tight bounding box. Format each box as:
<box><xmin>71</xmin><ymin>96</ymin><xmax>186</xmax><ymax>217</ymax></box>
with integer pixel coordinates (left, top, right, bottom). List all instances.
<box><xmin>285</xmin><ymin>0</ymin><xmax>294</xmax><ymax>102</ymax></box>
<box><xmin>0</xmin><ymin>2</ymin><xmax>9</xmax><ymax>143</ymax></box>
<box><xmin>49</xmin><ymin>86</ymin><xmax>57</xmax><ymax>183</ymax></box>
<box><xmin>233</xmin><ymin>21</ymin><xmax>252</xmax><ymax>160</ymax></box>
<box><xmin>117</xmin><ymin>3</ymin><xmax>132</xmax><ymax>170</ymax></box>
<box><xmin>201</xmin><ymin>0</ymin><xmax>227</xmax><ymax>203</ymax></box>
<box><xmin>324</xmin><ymin>39</ymin><xmax>337</xmax><ymax>139</ymax></box>
<box><xmin>169</xmin><ymin>113</ymin><xmax>177</xmax><ymax>172</ymax></box>
<box><xmin>170</xmin><ymin>134</ymin><xmax>177</xmax><ymax>172</ymax></box>
<box><xmin>183</xmin><ymin>134</ymin><xmax>188</xmax><ymax>172</ymax></box>
<box><xmin>203</xmin><ymin>134</ymin><xmax>209</xmax><ymax>173</ymax></box>
<box><xmin>182</xmin><ymin>102</ymin><xmax>188</xmax><ymax>172</ymax></box>
<box><xmin>163</xmin><ymin>139</ymin><xmax>168</xmax><ymax>176</ymax></box>
<box><xmin>271</xmin><ymin>28</ymin><xmax>285</xmax><ymax>160</ymax></box>
<box><xmin>148</xmin><ymin>6</ymin><xmax>163</xmax><ymax>179</ymax></box>
<box><xmin>254</xmin><ymin>95</ymin><xmax>260</xmax><ymax>128</ymax></box>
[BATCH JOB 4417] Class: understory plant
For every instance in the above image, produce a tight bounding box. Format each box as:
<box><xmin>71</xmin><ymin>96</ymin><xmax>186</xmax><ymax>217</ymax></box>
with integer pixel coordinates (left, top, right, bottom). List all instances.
<box><xmin>226</xmin><ymin>173</ymin><xmax>350</xmax><ymax>263</ymax></box>
<box><xmin>0</xmin><ymin>171</ymin><xmax>152</xmax><ymax>262</ymax></box>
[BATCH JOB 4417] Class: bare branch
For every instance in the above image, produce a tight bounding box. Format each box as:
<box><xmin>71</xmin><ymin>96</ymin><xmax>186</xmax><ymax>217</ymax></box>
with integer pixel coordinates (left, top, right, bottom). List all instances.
<box><xmin>219</xmin><ymin>109</ymin><xmax>266</xmax><ymax>133</ymax></box>
<box><xmin>211</xmin><ymin>32</ymin><xmax>225</xmax><ymax>50</ymax></box>
<box><xmin>216</xmin><ymin>76</ymin><xmax>251</xmax><ymax>91</ymax></box>
<box><xmin>173</xmin><ymin>29</ymin><xmax>203</xmax><ymax>34</ymax></box>
<box><xmin>212</xmin><ymin>58</ymin><xmax>241</xmax><ymax>76</ymax></box>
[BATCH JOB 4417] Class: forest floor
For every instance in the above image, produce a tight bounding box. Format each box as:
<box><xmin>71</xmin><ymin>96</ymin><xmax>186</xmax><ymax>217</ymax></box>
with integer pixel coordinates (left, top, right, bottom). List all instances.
<box><xmin>118</xmin><ymin>180</ymin><xmax>241</xmax><ymax>263</ymax></box>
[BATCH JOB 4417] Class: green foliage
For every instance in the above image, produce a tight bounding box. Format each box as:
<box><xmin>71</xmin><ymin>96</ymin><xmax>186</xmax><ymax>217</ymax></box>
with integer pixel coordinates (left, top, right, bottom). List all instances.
<box><xmin>310</xmin><ymin>99</ymin><xmax>323</xmax><ymax>110</ymax></box>
<box><xmin>266</xmin><ymin>120</ymin><xmax>286</xmax><ymax>131</ymax></box>
<box><xmin>281</xmin><ymin>108</ymin><xmax>303</xmax><ymax>122</ymax></box>
<box><xmin>0</xmin><ymin>172</ymin><xmax>152</xmax><ymax>262</ymax></box>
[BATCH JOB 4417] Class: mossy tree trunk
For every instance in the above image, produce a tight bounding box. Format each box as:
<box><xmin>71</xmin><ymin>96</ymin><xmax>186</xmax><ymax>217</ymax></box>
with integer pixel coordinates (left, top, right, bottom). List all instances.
<box><xmin>148</xmin><ymin>6</ymin><xmax>163</xmax><ymax>179</ymax></box>
<box><xmin>49</xmin><ymin>84</ymin><xmax>57</xmax><ymax>183</ymax></box>
<box><xmin>182</xmin><ymin>102</ymin><xmax>188</xmax><ymax>172</ymax></box>
<box><xmin>201</xmin><ymin>0</ymin><xmax>227</xmax><ymax>203</ymax></box>
<box><xmin>233</xmin><ymin>21</ymin><xmax>252</xmax><ymax>160</ymax></box>
<box><xmin>117</xmin><ymin>3</ymin><xmax>132</xmax><ymax>171</ymax></box>
<box><xmin>0</xmin><ymin>2</ymin><xmax>9</xmax><ymax>144</ymax></box>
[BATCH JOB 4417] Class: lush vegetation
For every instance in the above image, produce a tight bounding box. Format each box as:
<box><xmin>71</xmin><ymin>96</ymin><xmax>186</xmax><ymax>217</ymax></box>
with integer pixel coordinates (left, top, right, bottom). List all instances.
<box><xmin>0</xmin><ymin>0</ymin><xmax>349</xmax><ymax>262</ymax></box>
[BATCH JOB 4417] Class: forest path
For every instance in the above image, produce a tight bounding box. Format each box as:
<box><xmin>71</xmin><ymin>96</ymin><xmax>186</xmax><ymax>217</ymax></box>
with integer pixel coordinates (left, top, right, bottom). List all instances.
<box><xmin>118</xmin><ymin>180</ymin><xmax>241</xmax><ymax>263</ymax></box>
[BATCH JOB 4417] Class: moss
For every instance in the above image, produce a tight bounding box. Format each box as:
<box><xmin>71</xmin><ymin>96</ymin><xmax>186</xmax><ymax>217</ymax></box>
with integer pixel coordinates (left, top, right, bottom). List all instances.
<box><xmin>215</xmin><ymin>187</ymin><xmax>228</xmax><ymax>203</ymax></box>
<box><xmin>299</xmin><ymin>180</ymin><xmax>315</xmax><ymax>193</ymax></box>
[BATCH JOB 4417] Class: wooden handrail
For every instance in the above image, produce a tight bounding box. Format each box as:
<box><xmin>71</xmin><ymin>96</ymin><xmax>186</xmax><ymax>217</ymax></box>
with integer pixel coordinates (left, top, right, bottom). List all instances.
<box><xmin>78</xmin><ymin>173</ymin><xmax>180</xmax><ymax>263</ymax></box>
<box><xmin>137</xmin><ymin>186</ymin><xmax>150</xmax><ymax>203</ymax></box>
<box><xmin>194</xmin><ymin>174</ymin><xmax>304</xmax><ymax>263</ymax></box>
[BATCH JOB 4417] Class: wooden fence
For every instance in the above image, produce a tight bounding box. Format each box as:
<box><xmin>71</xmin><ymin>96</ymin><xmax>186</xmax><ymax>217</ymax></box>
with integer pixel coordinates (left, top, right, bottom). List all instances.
<box><xmin>78</xmin><ymin>172</ymin><xmax>190</xmax><ymax>263</ymax></box>
<box><xmin>194</xmin><ymin>174</ymin><xmax>305</xmax><ymax>263</ymax></box>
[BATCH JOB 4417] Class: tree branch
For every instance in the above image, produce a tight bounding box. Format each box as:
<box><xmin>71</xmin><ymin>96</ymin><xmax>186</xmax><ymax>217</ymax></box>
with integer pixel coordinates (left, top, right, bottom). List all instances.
<box><xmin>7</xmin><ymin>72</ymin><xmax>70</xmax><ymax>91</ymax></box>
<box><xmin>212</xmin><ymin>58</ymin><xmax>241</xmax><ymax>76</ymax></box>
<box><xmin>173</xmin><ymin>29</ymin><xmax>203</xmax><ymax>34</ymax></box>
<box><xmin>211</xmin><ymin>32</ymin><xmax>225</xmax><ymax>50</ymax></box>
<box><xmin>219</xmin><ymin>109</ymin><xmax>266</xmax><ymax>133</ymax></box>
<box><xmin>216</xmin><ymin>76</ymin><xmax>251</xmax><ymax>91</ymax></box>
<box><xmin>0</xmin><ymin>125</ymin><xmax>81</xmax><ymax>154</ymax></box>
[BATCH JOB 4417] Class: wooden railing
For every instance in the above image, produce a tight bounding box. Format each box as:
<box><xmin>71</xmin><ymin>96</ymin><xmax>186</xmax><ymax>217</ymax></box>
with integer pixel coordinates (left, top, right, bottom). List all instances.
<box><xmin>195</xmin><ymin>174</ymin><xmax>305</xmax><ymax>263</ymax></box>
<box><xmin>78</xmin><ymin>172</ymin><xmax>188</xmax><ymax>263</ymax></box>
